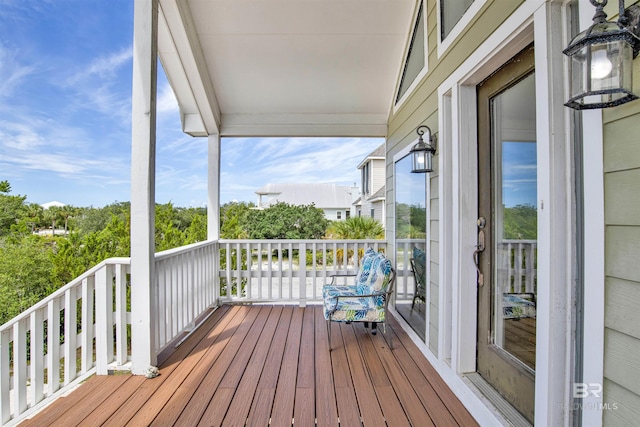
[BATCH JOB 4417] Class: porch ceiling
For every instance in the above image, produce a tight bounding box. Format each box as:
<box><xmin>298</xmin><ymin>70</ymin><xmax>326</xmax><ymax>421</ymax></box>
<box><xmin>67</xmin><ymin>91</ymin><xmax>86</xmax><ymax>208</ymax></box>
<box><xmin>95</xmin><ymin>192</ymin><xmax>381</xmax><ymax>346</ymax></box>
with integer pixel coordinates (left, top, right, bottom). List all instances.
<box><xmin>158</xmin><ymin>0</ymin><xmax>416</xmax><ymax>137</ymax></box>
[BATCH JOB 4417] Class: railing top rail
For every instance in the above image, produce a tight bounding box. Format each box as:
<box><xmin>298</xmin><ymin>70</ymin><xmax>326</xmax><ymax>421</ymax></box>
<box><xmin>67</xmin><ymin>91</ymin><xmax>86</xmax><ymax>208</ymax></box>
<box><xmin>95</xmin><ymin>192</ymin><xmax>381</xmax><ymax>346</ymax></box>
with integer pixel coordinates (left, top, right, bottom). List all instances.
<box><xmin>0</xmin><ymin>257</ymin><xmax>131</xmax><ymax>331</ymax></box>
<box><xmin>154</xmin><ymin>239</ymin><xmax>218</xmax><ymax>261</ymax></box>
<box><xmin>500</xmin><ymin>239</ymin><xmax>538</xmax><ymax>244</ymax></box>
<box><xmin>217</xmin><ymin>239</ymin><xmax>386</xmax><ymax>244</ymax></box>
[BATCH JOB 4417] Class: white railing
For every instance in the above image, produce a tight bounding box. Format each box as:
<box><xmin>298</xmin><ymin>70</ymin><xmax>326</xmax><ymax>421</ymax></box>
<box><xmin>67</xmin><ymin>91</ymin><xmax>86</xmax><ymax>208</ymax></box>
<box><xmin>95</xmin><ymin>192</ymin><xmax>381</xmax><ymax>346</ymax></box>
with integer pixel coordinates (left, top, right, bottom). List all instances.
<box><xmin>0</xmin><ymin>258</ymin><xmax>131</xmax><ymax>425</ymax></box>
<box><xmin>154</xmin><ymin>240</ymin><xmax>218</xmax><ymax>353</ymax></box>
<box><xmin>497</xmin><ymin>240</ymin><xmax>537</xmax><ymax>294</ymax></box>
<box><xmin>0</xmin><ymin>238</ymin><xmax>392</xmax><ymax>425</ymax></box>
<box><xmin>218</xmin><ymin>239</ymin><xmax>387</xmax><ymax>304</ymax></box>
<box><xmin>394</xmin><ymin>239</ymin><xmax>426</xmax><ymax>301</ymax></box>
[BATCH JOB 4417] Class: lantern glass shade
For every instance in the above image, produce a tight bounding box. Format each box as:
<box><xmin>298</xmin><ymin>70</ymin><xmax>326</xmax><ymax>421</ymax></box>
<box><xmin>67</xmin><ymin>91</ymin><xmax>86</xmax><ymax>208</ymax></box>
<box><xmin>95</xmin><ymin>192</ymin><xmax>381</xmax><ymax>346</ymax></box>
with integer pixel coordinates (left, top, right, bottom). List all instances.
<box><xmin>564</xmin><ymin>21</ymin><xmax>639</xmax><ymax>109</ymax></box>
<box><xmin>410</xmin><ymin>141</ymin><xmax>435</xmax><ymax>173</ymax></box>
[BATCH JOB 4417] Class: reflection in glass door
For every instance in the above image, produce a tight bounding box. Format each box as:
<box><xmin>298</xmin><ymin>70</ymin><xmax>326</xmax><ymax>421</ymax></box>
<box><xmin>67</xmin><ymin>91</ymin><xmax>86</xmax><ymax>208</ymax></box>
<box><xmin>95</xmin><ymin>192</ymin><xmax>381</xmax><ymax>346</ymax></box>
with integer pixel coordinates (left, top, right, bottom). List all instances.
<box><xmin>495</xmin><ymin>140</ymin><xmax>537</xmax><ymax>370</ymax></box>
<box><xmin>476</xmin><ymin>45</ymin><xmax>537</xmax><ymax>423</ymax></box>
<box><xmin>394</xmin><ymin>155</ymin><xmax>427</xmax><ymax>341</ymax></box>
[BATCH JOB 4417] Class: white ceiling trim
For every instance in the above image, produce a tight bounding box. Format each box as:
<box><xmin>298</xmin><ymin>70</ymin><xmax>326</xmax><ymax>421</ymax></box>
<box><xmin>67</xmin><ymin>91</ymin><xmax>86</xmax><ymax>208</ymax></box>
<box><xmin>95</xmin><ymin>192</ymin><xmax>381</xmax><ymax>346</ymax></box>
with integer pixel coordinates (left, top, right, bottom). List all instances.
<box><xmin>159</xmin><ymin>0</ymin><xmax>221</xmax><ymax>136</ymax></box>
<box><xmin>158</xmin><ymin>0</ymin><xmax>415</xmax><ymax>138</ymax></box>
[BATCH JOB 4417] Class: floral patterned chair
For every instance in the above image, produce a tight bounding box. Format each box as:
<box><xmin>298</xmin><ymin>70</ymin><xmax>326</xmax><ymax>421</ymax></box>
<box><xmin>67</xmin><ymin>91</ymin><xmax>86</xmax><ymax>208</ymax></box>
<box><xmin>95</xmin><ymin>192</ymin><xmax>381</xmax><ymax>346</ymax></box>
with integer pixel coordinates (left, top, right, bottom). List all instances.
<box><xmin>322</xmin><ymin>248</ymin><xmax>395</xmax><ymax>350</ymax></box>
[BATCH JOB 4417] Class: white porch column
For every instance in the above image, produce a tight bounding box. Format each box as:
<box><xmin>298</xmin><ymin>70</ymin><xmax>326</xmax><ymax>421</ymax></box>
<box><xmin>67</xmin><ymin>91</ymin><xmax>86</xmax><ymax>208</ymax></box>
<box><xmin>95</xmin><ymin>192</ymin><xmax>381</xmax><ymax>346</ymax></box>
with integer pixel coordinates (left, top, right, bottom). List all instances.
<box><xmin>534</xmin><ymin>2</ymin><xmax>572</xmax><ymax>425</ymax></box>
<box><xmin>208</xmin><ymin>134</ymin><xmax>221</xmax><ymax>241</ymax></box>
<box><xmin>130</xmin><ymin>0</ymin><xmax>158</xmax><ymax>375</ymax></box>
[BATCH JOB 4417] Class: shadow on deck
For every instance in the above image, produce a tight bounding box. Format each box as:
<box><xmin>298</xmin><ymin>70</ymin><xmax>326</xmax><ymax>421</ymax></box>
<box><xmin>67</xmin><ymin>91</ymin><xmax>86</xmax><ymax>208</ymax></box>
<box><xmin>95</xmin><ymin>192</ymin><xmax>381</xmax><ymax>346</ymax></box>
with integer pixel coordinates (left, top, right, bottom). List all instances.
<box><xmin>19</xmin><ymin>305</ymin><xmax>478</xmax><ymax>426</ymax></box>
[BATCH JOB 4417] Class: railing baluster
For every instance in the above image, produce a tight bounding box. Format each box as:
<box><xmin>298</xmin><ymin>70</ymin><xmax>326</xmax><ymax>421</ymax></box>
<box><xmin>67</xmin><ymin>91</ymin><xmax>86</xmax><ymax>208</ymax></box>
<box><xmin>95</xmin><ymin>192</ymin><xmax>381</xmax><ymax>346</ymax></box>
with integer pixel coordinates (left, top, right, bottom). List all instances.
<box><xmin>47</xmin><ymin>298</ymin><xmax>61</xmax><ymax>395</ymax></box>
<box><xmin>64</xmin><ymin>287</ymin><xmax>77</xmax><ymax>384</ymax></box>
<box><xmin>246</xmin><ymin>242</ymin><xmax>252</xmax><ymax>299</ymax></box>
<box><xmin>267</xmin><ymin>242</ymin><xmax>273</xmax><ymax>300</ymax></box>
<box><xmin>30</xmin><ymin>309</ymin><xmax>45</xmax><ymax>406</ymax></box>
<box><xmin>81</xmin><ymin>277</ymin><xmax>95</xmax><ymax>373</ymax></box>
<box><xmin>95</xmin><ymin>265</ymin><xmax>109</xmax><ymax>375</ymax></box>
<box><xmin>299</xmin><ymin>242</ymin><xmax>307</xmax><ymax>306</ymax></box>
<box><xmin>311</xmin><ymin>242</ymin><xmax>317</xmax><ymax>298</ymax></box>
<box><xmin>115</xmin><ymin>264</ymin><xmax>128</xmax><ymax>366</ymax></box>
<box><xmin>13</xmin><ymin>319</ymin><xmax>27</xmax><ymax>416</ymax></box>
<box><xmin>0</xmin><ymin>329</ymin><xmax>10</xmax><ymax>423</ymax></box>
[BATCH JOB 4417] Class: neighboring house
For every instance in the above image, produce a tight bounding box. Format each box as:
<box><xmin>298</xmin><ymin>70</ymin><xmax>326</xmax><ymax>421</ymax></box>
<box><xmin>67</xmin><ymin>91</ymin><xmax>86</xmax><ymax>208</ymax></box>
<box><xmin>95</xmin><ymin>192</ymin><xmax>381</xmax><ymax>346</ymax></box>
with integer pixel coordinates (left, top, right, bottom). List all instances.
<box><xmin>255</xmin><ymin>183</ymin><xmax>358</xmax><ymax>221</ymax></box>
<box><xmin>40</xmin><ymin>201</ymin><xmax>66</xmax><ymax>209</ymax></box>
<box><xmin>354</xmin><ymin>144</ymin><xmax>386</xmax><ymax>226</ymax></box>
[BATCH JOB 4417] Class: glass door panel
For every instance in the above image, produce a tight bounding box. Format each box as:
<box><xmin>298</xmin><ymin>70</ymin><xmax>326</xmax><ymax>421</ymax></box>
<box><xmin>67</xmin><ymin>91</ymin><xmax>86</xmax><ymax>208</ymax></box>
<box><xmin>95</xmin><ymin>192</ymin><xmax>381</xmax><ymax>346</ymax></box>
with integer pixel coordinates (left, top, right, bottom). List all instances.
<box><xmin>476</xmin><ymin>45</ymin><xmax>536</xmax><ymax>423</ymax></box>
<box><xmin>394</xmin><ymin>154</ymin><xmax>427</xmax><ymax>341</ymax></box>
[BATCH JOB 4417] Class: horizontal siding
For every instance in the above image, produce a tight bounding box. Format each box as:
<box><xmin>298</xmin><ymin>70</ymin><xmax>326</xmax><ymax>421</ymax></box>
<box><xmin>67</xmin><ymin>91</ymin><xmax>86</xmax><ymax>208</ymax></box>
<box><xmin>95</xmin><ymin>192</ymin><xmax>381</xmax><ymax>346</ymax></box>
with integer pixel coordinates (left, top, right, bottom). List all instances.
<box><xmin>605</xmin><ymin>169</ymin><xmax>640</xmax><ymax>225</ymax></box>
<box><xmin>603</xmin><ymin>378</ymin><xmax>640</xmax><ymax>426</ymax></box>
<box><xmin>603</xmin><ymin>99</ymin><xmax>640</xmax><ymax>426</ymax></box>
<box><xmin>605</xmin><ymin>277</ymin><xmax>640</xmax><ymax>340</ymax></box>
<box><xmin>604</xmin><ymin>328</ymin><xmax>640</xmax><ymax>396</ymax></box>
<box><xmin>430</xmin><ymin>220</ymin><xmax>439</xmax><ymax>242</ymax></box>
<box><xmin>605</xmin><ymin>226</ymin><xmax>640</xmax><ymax>283</ymax></box>
<box><xmin>372</xmin><ymin>159</ymin><xmax>386</xmax><ymax>194</ymax></box>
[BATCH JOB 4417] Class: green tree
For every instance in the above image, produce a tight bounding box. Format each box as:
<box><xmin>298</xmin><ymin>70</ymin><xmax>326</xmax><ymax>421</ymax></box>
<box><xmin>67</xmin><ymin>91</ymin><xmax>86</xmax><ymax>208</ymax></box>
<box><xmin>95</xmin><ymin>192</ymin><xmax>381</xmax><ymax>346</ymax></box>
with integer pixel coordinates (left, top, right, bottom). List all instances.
<box><xmin>246</xmin><ymin>202</ymin><xmax>328</xmax><ymax>240</ymax></box>
<box><xmin>220</xmin><ymin>202</ymin><xmax>252</xmax><ymax>239</ymax></box>
<box><xmin>155</xmin><ymin>202</ymin><xmax>185</xmax><ymax>251</ymax></box>
<box><xmin>184</xmin><ymin>213</ymin><xmax>208</xmax><ymax>244</ymax></box>
<box><xmin>24</xmin><ymin>203</ymin><xmax>44</xmax><ymax>232</ymax></box>
<box><xmin>74</xmin><ymin>202</ymin><xmax>130</xmax><ymax>235</ymax></box>
<box><xmin>503</xmin><ymin>204</ymin><xmax>537</xmax><ymax>240</ymax></box>
<box><xmin>326</xmin><ymin>216</ymin><xmax>385</xmax><ymax>239</ymax></box>
<box><xmin>0</xmin><ymin>237</ymin><xmax>55</xmax><ymax>324</ymax></box>
<box><xmin>395</xmin><ymin>202</ymin><xmax>426</xmax><ymax>239</ymax></box>
<box><xmin>0</xmin><ymin>192</ymin><xmax>27</xmax><ymax>237</ymax></box>
<box><xmin>0</xmin><ymin>180</ymin><xmax>11</xmax><ymax>194</ymax></box>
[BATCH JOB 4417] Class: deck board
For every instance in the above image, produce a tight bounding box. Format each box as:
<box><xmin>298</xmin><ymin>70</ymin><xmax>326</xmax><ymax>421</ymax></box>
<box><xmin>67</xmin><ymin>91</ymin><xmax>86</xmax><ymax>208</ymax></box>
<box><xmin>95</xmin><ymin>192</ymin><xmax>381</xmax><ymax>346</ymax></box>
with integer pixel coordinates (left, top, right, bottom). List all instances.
<box><xmin>19</xmin><ymin>305</ymin><xmax>479</xmax><ymax>427</ymax></box>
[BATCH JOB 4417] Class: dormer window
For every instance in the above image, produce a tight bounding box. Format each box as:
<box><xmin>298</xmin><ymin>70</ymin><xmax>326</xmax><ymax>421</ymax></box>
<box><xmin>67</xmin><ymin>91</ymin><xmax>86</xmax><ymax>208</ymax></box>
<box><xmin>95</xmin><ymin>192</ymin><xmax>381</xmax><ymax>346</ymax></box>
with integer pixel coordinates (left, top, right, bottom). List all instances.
<box><xmin>395</xmin><ymin>2</ymin><xmax>427</xmax><ymax>107</ymax></box>
<box><xmin>362</xmin><ymin>162</ymin><xmax>371</xmax><ymax>195</ymax></box>
<box><xmin>441</xmin><ymin>0</ymin><xmax>474</xmax><ymax>40</ymax></box>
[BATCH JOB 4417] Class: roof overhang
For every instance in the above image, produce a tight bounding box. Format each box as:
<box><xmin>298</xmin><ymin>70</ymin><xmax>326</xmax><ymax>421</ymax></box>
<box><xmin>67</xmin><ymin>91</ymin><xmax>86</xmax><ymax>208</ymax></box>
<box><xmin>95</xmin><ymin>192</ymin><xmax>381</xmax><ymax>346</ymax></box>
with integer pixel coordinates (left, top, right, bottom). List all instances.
<box><xmin>157</xmin><ymin>0</ymin><xmax>416</xmax><ymax>138</ymax></box>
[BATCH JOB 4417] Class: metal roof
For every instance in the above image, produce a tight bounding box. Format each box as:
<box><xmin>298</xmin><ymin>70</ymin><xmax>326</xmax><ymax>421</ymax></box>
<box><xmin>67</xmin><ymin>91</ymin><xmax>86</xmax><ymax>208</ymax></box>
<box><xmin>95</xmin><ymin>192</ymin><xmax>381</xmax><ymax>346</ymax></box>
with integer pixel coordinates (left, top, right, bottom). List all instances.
<box><xmin>256</xmin><ymin>183</ymin><xmax>357</xmax><ymax>208</ymax></box>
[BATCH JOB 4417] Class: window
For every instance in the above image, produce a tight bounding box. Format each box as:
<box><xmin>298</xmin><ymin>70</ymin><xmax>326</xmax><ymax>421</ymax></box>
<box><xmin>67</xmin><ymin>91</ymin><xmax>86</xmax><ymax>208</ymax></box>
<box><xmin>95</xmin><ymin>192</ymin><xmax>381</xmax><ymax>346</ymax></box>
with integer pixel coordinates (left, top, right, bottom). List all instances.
<box><xmin>371</xmin><ymin>209</ymin><xmax>375</xmax><ymax>218</ymax></box>
<box><xmin>396</xmin><ymin>2</ymin><xmax>425</xmax><ymax>104</ymax></box>
<box><xmin>441</xmin><ymin>0</ymin><xmax>474</xmax><ymax>39</ymax></box>
<box><xmin>362</xmin><ymin>162</ymin><xmax>370</xmax><ymax>195</ymax></box>
<box><xmin>346</xmin><ymin>210</ymin><xmax>351</xmax><ymax>219</ymax></box>
<box><xmin>337</xmin><ymin>211</ymin><xmax>342</xmax><ymax>220</ymax></box>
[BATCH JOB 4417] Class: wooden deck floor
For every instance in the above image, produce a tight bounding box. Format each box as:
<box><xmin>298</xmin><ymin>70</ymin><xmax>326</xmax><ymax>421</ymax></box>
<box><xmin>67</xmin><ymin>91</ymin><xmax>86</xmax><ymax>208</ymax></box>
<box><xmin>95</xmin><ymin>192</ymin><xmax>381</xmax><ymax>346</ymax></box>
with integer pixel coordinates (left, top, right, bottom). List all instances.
<box><xmin>19</xmin><ymin>305</ymin><xmax>479</xmax><ymax>426</ymax></box>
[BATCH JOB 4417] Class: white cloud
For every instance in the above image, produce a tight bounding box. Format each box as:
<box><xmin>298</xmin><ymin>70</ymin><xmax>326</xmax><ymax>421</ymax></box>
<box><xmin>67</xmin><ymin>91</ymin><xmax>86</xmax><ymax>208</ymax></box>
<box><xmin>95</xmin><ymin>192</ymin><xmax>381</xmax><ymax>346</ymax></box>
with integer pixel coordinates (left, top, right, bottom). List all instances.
<box><xmin>0</xmin><ymin>43</ymin><xmax>37</xmax><ymax>98</ymax></box>
<box><xmin>157</xmin><ymin>83</ymin><xmax>179</xmax><ymax>115</ymax></box>
<box><xmin>67</xmin><ymin>47</ymin><xmax>132</xmax><ymax>85</ymax></box>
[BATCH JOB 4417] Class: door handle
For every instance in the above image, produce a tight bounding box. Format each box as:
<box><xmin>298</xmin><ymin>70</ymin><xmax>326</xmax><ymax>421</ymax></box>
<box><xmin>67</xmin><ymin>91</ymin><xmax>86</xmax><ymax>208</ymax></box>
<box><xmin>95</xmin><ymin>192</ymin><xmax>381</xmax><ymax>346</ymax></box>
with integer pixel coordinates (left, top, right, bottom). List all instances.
<box><xmin>474</xmin><ymin>218</ymin><xmax>486</xmax><ymax>286</ymax></box>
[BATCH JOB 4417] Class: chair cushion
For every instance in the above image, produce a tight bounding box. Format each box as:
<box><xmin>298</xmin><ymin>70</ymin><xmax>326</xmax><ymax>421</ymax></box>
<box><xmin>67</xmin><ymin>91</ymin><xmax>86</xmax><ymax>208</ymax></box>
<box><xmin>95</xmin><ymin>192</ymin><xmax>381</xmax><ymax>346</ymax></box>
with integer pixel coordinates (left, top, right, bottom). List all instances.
<box><xmin>367</xmin><ymin>253</ymin><xmax>392</xmax><ymax>294</ymax></box>
<box><xmin>322</xmin><ymin>247</ymin><xmax>391</xmax><ymax>322</ymax></box>
<box><xmin>354</xmin><ymin>248</ymin><xmax>377</xmax><ymax>294</ymax></box>
<box><xmin>322</xmin><ymin>284</ymin><xmax>386</xmax><ymax>322</ymax></box>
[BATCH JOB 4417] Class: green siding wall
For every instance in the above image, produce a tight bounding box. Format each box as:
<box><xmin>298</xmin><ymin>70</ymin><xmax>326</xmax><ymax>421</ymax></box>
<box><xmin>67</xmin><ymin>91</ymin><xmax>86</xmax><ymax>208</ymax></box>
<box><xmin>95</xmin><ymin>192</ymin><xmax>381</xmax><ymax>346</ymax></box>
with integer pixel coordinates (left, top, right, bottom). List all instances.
<box><xmin>386</xmin><ymin>0</ymin><xmax>525</xmax><ymax>358</ymax></box>
<box><xmin>603</xmin><ymin>96</ymin><xmax>640</xmax><ymax>423</ymax></box>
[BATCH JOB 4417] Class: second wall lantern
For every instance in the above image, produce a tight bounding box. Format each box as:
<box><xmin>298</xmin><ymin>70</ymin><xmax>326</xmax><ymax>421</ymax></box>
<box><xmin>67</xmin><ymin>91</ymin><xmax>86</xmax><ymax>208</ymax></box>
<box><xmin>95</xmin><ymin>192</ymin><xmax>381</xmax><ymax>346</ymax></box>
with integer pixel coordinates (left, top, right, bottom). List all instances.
<box><xmin>410</xmin><ymin>125</ymin><xmax>437</xmax><ymax>173</ymax></box>
<box><xmin>563</xmin><ymin>0</ymin><xmax>640</xmax><ymax>110</ymax></box>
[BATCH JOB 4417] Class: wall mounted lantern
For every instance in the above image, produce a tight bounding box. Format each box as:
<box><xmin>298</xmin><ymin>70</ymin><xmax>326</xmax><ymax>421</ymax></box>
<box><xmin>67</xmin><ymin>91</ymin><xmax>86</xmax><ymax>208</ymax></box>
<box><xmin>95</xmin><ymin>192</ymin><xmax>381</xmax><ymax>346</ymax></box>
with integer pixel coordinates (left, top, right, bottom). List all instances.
<box><xmin>563</xmin><ymin>0</ymin><xmax>640</xmax><ymax>110</ymax></box>
<box><xmin>410</xmin><ymin>125</ymin><xmax>437</xmax><ymax>173</ymax></box>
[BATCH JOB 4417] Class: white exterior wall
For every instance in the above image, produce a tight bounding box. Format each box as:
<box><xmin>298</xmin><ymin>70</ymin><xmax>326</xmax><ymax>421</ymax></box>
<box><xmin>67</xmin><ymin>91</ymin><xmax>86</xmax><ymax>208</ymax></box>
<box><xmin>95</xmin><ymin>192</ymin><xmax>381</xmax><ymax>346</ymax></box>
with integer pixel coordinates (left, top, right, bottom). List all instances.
<box><xmin>371</xmin><ymin>158</ymin><xmax>386</xmax><ymax>195</ymax></box>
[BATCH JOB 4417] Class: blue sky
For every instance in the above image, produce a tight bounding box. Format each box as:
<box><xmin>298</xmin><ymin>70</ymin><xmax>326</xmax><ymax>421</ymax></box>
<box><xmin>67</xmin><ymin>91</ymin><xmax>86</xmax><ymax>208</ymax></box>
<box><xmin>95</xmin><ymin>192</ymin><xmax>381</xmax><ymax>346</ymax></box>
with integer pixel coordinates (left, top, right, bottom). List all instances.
<box><xmin>502</xmin><ymin>141</ymin><xmax>537</xmax><ymax>208</ymax></box>
<box><xmin>0</xmin><ymin>1</ymin><xmax>383</xmax><ymax>208</ymax></box>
